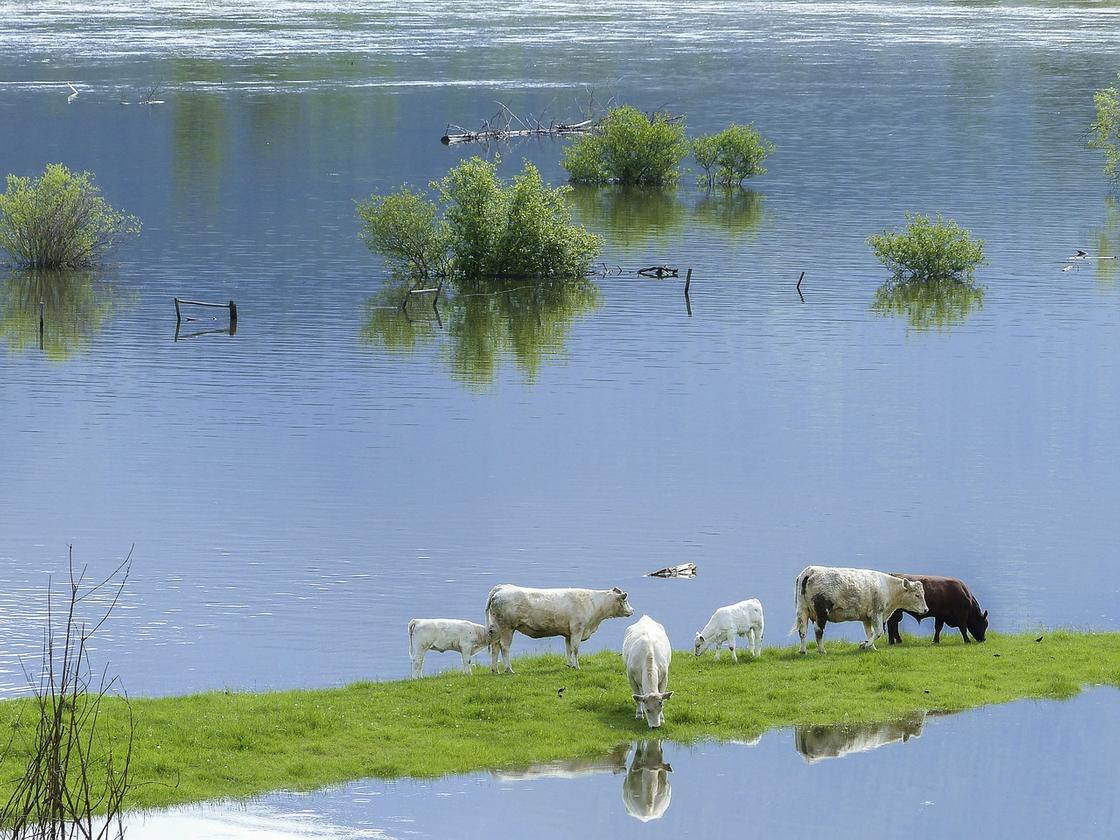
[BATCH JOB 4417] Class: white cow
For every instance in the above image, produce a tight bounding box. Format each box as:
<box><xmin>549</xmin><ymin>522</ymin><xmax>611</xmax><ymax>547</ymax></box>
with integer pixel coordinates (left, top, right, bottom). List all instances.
<box><xmin>794</xmin><ymin>565</ymin><xmax>928</xmax><ymax>654</ymax></box>
<box><xmin>623</xmin><ymin>615</ymin><xmax>673</xmax><ymax>729</ymax></box>
<box><xmin>693</xmin><ymin>599</ymin><xmax>765</xmax><ymax>661</ymax></box>
<box><xmin>794</xmin><ymin>711</ymin><xmax>926</xmax><ymax>764</ymax></box>
<box><xmin>408</xmin><ymin>618</ymin><xmax>496</xmax><ymax>678</ymax></box>
<box><xmin>486</xmin><ymin>584</ymin><xmax>634</xmax><ymax>673</ymax></box>
<box><xmin>622</xmin><ymin>740</ymin><xmax>673</xmax><ymax>822</ymax></box>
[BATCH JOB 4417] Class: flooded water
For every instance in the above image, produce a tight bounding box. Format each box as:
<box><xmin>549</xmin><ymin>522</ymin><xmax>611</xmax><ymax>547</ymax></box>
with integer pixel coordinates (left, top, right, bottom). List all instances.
<box><xmin>119</xmin><ymin>689</ymin><xmax>1120</xmax><ymax>838</ymax></box>
<box><xmin>2</xmin><ymin>1</ymin><xmax>1120</xmax><ymax>700</ymax></box>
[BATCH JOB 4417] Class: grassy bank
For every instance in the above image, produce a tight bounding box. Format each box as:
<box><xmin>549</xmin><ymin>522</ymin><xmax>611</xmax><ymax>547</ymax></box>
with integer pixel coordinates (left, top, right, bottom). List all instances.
<box><xmin>1</xmin><ymin>631</ymin><xmax>1117</xmax><ymax>811</ymax></box>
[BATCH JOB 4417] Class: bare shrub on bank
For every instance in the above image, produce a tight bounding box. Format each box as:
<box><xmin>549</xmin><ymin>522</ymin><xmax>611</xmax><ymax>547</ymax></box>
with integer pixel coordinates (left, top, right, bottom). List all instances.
<box><xmin>0</xmin><ymin>548</ymin><xmax>135</xmax><ymax>840</ymax></box>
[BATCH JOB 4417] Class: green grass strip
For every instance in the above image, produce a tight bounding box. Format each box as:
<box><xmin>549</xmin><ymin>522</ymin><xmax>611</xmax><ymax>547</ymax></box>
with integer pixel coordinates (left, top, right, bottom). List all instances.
<box><xmin>1</xmin><ymin>631</ymin><xmax>1117</xmax><ymax>811</ymax></box>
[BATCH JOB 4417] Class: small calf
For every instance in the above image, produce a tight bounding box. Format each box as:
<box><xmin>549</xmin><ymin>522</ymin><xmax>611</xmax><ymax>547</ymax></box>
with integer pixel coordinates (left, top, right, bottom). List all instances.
<box><xmin>408</xmin><ymin>618</ymin><xmax>496</xmax><ymax>679</ymax></box>
<box><xmin>694</xmin><ymin>599</ymin><xmax>765</xmax><ymax>662</ymax></box>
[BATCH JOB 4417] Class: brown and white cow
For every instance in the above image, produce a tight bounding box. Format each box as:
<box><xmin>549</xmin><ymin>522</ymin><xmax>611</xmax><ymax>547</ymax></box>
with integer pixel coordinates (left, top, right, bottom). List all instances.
<box><xmin>794</xmin><ymin>566</ymin><xmax>928</xmax><ymax>654</ymax></box>
<box><xmin>885</xmin><ymin>574</ymin><xmax>988</xmax><ymax>644</ymax></box>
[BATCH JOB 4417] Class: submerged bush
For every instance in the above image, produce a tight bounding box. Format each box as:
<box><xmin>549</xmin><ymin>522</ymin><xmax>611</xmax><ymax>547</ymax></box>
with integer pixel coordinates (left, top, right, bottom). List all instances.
<box><xmin>1089</xmin><ymin>73</ymin><xmax>1120</xmax><ymax>179</ymax></box>
<box><xmin>357</xmin><ymin>188</ymin><xmax>451</xmax><ymax>279</ymax></box>
<box><xmin>561</xmin><ymin>106</ymin><xmax>689</xmax><ymax>186</ymax></box>
<box><xmin>693</xmin><ymin>124</ymin><xmax>775</xmax><ymax>188</ymax></box>
<box><xmin>0</xmin><ymin>164</ymin><xmax>141</xmax><ymax>270</ymax></box>
<box><xmin>867</xmin><ymin>213</ymin><xmax>985</xmax><ymax>283</ymax></box>
<box><xmin>357</xmin><ymin>157</ymin><xmax>602</xmax><ymax>280</ymax></box>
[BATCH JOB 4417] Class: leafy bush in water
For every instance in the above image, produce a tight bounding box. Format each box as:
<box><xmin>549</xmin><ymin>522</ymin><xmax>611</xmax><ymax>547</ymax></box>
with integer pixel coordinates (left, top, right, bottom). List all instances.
<box><xmin>867</xmin><ymin>213</ymin><xmax>985</xmax><ymax>283</ymax></box>
<box><xmin>693</xmin><ymin>124</ymin><xmax>775</xmax><ymax>188</ymax></box>
<box><xmin>357</xmin><ymin>157</ymin><xmax>602</xmax><ymax>279</ymax></box>
<box><xmin>357</xmin><ymin>188</ymin><xmax>451</xmax><ymax>278</ymax></box>
<box><xmin>0</xmin><ymin>164</ymin><xmax>140</xmax><ymax>269</ymax></box>
<box><xmin>1089</xmin><ymin>73</ymin><xmax>1120</xmax><ymax>178</ymax></box>
<box><xmin>561</xmin><ymin>106</ymin><xmax>689</xmax><ymax>186</ymax></box>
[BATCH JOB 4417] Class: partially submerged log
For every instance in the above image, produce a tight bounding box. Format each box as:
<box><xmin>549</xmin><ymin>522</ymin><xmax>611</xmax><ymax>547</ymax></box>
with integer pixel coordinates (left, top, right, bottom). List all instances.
<box><xmin>647</xmin><ymin>563</ymin><xmax>697</xmax><ymax>578</ymax></box>
<box><xmin>637</xmin><ymin>265</ymin><xmax>679</xmax><ymax>278</ymax></box>
<box><xmin>441</xmin><ymin>118</ymin><xmax>595</xmax><ymax>145</ymax></box>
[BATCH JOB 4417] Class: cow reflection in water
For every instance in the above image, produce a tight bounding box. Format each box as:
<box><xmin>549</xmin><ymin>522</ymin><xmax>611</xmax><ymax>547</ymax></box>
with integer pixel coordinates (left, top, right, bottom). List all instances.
<box><xmin>622</xmin><ymin>740</ymin><xmax>673</xmax><ymax>822</ymax></box>
<box><xmin>794</xmin><ymin>711</ymin><xmax>926</xmax><ymax>763</ymax></box>
<box><xmin>491</xmin><ymin>743</ymin><xmax>630</xmax><ymax>781</ymax></box>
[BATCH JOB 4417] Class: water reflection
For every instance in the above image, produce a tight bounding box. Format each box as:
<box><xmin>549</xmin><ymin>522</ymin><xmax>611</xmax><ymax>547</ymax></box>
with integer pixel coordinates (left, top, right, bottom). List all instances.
<box><xmin>568</xmin><ymin>187</ymin><xmax>765</xmax><ymax>252</ymax></box>
<box><xmin>361</xmin><ymin>277</ymin><xmax>599</xmax><ymax>387</ymax></box>
<box><xmin>622</xmin><ymin>740</ymin><xmax>672</xmax><ymax>823</ymax></box>
<box><xmin>492</xmin><ymin>743</ymin><xmax>630</xmax><ymax>781</ymax></box>
<box><xmin>871</xmin><ymin>277</ymin><xmax>985</xmax><ymax>330</ymax></box>
<box><xmin>1093</xmin><ymin>197</ymin><xmax>1119</xmax><ymax>284</ymax></box>
<box><xmin>794</xmin><ymin>711</ymin><xmax>926</xmax><ymax>764</ymax></box>
<box><xmin>0</xmin><ymin>270</ymin><xmax>115</xmax><ymax>360</ymax></box>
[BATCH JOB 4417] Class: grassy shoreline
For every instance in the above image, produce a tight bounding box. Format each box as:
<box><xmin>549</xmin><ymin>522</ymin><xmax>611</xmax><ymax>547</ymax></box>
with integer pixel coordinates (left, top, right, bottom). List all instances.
<box><xmin>2</xmin><ymin>631</ymin><xmax>1117</xmax><ymax>811</ymax></box>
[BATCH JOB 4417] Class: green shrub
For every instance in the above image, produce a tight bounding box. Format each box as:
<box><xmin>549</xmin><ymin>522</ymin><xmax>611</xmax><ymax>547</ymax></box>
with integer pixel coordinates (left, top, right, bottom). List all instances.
<box><xmin>1089</xmin><ymin>73</ymin><xmax>1120</xmax><ymax>178</ymax></box>
<box><xmin>561</xmin><ymin>106</ymin><xmax>689</xmax><ymax>186</ymax></box>
<box><xmin>872</xmin><ymin>276</ymin><xmax>984</xmax><ymax>331</ymax></box>
<box><xmin>356</xmin><ymin>187</ymin><xmax>450</xmax><ymax>279</ymax></box>
<box><xmin>867</xmin><ymin>213</ymin><xmax>986</xmax><ymax>282</ymax></box>
<box><xmin>693</xmin><ymin>123</ymin><xmax>775</xmax><ymax>188</ymax></box>
<box><xmin>0</xmin><ymin>164</ymin><xmax>140</xmax><ymax>270</ymax></box>
<box><xmin>357</xmin><ymin>157</ymin><xmax>602</xmax><ymax>280</ymax></box>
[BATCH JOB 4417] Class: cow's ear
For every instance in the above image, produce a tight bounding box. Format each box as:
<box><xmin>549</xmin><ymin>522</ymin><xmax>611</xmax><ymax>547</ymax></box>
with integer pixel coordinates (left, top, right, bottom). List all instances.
<box><xmin>617</xmin><ymin>590</ymin><xmax>628</xmax><ymax>599</ymax></box>
<box><xmin>662</xmin><ymin>691</ymin><xmax>673</xmax><ymax>701</ymax></box>
<box><xmin>632</xmin><ymin>694</ymin><xmax>642</xmax><ymax>703</ymax></box>
<box><xmin>612</xmin><ymin>586</ymin><xmax>623</xmax><ymax>594</ymax></box>
<box><xmin>982</xmin><ymin>610</ymin><xmax>989</xmax><ymax>620</ymax></box>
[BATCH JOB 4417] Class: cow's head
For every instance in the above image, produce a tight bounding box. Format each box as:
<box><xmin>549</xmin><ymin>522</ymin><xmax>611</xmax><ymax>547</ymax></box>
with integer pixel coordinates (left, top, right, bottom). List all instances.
<box><xmin>693</xmin><ymin>632</ymin><xmax>707</xmax><ymax>656</ymax></box>
<box><xmin>611</xmin><ymin>587</ymin><xmax>635</xmax><ymax>617</ymax></box>
<box><xmin>633</xmin><ymin>691</ymin><xmax>673</xmax><ymax>728</ymax></box>
<box><xmin>968</xmin><ymin>608</ymin><xmax>989</xmax><ymax>642</ymax></box>
<box><xmin>900</xmin><ymin>578</ymin><xmax>928</xmax><ymax>615</ymax></box>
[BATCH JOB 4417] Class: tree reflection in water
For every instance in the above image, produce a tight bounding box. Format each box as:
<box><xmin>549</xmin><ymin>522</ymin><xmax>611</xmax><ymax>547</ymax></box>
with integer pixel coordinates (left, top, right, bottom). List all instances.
<box><xmin>1094</xmin><ymin>196</ymin><xmax>1119</xmax><ymax>285</ymax></box>
<box><xmin>872</xmin><ymin>276</ymin><xmax>984</xmax><ymax>330</ymax></box>
<box><xmin>0</xmin><ymin>270</ymin><xmax>115</xmax><ymax>360</ymax></box>
<box><xmin>568</xmin><ymin>186</ymin><xmax>766</xmax><ymax>253</ymax></box>
<box><xmin>361</xmin><ymin>276</ymin><xmax>599</xmax><ymax>387</ymax></box>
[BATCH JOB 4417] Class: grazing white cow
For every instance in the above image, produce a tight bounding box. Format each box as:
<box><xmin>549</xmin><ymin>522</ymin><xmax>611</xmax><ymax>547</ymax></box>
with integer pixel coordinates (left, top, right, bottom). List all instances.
<box><xmin>693</xmin><ymin>599</ymin><xmax>765</xmax><ymax>662</ymax></box>
<box><xmin>486</xmin><ymin>584</ymin><xmax>634</xmax><ymax>673</ymax></box>
<box><xmin>794</xmin><ymin>566</ymin><xmax>928</xmax><ymax>654</ymax></box>
<box><xmin>623</xmin><ymin>615</ymin><xmax>673</xmax><ymax>729</ymax></box>
<box><xmin>622</xmin><ymin>740</ymin><xmax>673</xmax><ymax>822</ymax></box>
<box><xmin>408</xmin><ymin>618</ymin><xmax>496</xmax><ymax>678</ymax></box>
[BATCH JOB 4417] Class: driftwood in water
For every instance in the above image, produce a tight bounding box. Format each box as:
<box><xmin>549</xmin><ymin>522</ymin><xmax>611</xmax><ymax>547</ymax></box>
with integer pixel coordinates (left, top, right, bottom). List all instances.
<box><xmin>638</xmin><ymin>265</ymin><xmax>679</xmax><ymax>278</ymax></box>
<box><xmin>441</xmin><ymin>102</ymin><xmax>597</xmax><ymax>145</ymax></box>
<box><xmin>647</xmin><ymin>563</ymin><xmax>697</xmax><ymax>578</ymax></box>
<box><xmin>442</xmin><ymin>118</ymin><xmax>595</xmax><ymax>145</ymax></box>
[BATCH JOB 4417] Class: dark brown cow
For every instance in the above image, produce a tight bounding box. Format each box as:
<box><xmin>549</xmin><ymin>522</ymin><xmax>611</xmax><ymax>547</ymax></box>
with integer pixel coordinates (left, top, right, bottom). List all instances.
<box><xmin>886</xmin><ymin>574</ymin><xmax>988</xmax><ymax>644</ymax></box>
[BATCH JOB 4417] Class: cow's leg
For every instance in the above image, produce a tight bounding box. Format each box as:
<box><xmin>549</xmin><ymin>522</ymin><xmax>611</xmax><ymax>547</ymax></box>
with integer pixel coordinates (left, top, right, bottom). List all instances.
<box><xmin>713</xmin><ymin>642</ymin><xmax>721</xmax><ymax>662</ymax></box>
<box><xmin>460</xmin><ymin>649</ymin><xmax>473</xmax><ymax>674</ymax></box>
<box><xmin>797</xmin><ymin>609</ymin><xmax>808</xmax><ymax>655</ymax></box>
<box><xmin>729</xmin><ymin>637</ymin><xmax>738</xmax><ymax>663</ymax></box>
<box><xmin>959</xmin><ymin>624</ymin><xmax>970</xmax><ymax>643</ymax></box>
<box><xmin>887</xmin><ymin>609</ymin><xmax>903</xmax><ymax>645</ymax></box>
<box><xmin>752</xmin><ymin>627</ymin><xmax>762</xmax><ymax>657</ymax></box>
<box><xmin>933</xmin><ymin>618</ymin><xmax>944</xmax><ymax>644</ymax></box>
<box><xmin>411</xmin><ymin>647</ymin><xmax>426</xmax><ymax>679</ymax></box>
<box><xmin>814</xmin><ymin>617</ymin><xmax>826</xmax><ymax>654</ymax></box>
<box><xmin>569</xmin><ymin>637</ymin><xmax>582</xmax><ymax>669</ymax></box>
<box><xmin>860</xmin><ymin>619</ymin><xmax>879</xmax><ymax>650</ymax></box>
<box><xmin>499</xmin><ymin>628</ymin><xmax>515</xmax><ymax>673</ymax></box>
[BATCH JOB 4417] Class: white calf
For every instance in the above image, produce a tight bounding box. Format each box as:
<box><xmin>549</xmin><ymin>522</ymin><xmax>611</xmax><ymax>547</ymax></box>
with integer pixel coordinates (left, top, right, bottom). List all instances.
<box><xmin>408</xmin><ymin>618</ymin><xmax>496</xmax><ymax>678</ymax></box>
<box><xmin>693</xmin><ymin>599</ymin><xmax>765</xmax><ymax>662</ymax></box>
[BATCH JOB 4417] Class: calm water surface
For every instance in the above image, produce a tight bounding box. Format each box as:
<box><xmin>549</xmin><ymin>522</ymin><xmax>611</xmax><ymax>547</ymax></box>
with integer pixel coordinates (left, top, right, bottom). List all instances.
<box><xmin>0</xmin><ymin>1</ymin><xmax>1118</xmax><ymax>692</ymax></box>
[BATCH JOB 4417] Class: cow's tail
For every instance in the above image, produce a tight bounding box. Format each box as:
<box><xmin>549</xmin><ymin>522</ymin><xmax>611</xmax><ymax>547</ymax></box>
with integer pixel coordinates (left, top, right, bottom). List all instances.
<box><xmin>407</xmin><ymin>619</ymin><xmax>417</xmax><ymax>659</ymax></box>
<box><xmin>790</xmin><ymin>567</ymin><xmax>811</xmax><ymax>636</ymax></box>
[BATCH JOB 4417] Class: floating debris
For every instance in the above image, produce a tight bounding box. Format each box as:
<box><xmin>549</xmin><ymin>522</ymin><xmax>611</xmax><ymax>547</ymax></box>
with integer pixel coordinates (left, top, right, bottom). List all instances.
<box><xmin>647</xmin><ymin>563</ymin><xmax>697</xmax><ymax>578</ymax></box>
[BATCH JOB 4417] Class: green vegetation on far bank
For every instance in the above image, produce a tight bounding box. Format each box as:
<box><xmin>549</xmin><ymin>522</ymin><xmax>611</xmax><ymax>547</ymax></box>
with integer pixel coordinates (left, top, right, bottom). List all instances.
<box><xmin>1</xmin><ymin>632</ymin><xmax>1117</xmax><ymax>812</ymax></box>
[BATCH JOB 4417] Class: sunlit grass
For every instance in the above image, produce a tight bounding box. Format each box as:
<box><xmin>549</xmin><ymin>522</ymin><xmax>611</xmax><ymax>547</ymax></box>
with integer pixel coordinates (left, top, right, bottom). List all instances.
<box><xmin>0</xmin><ymin>631</ymin><xmax>1116</xmax><ymax>811</ymax></box>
